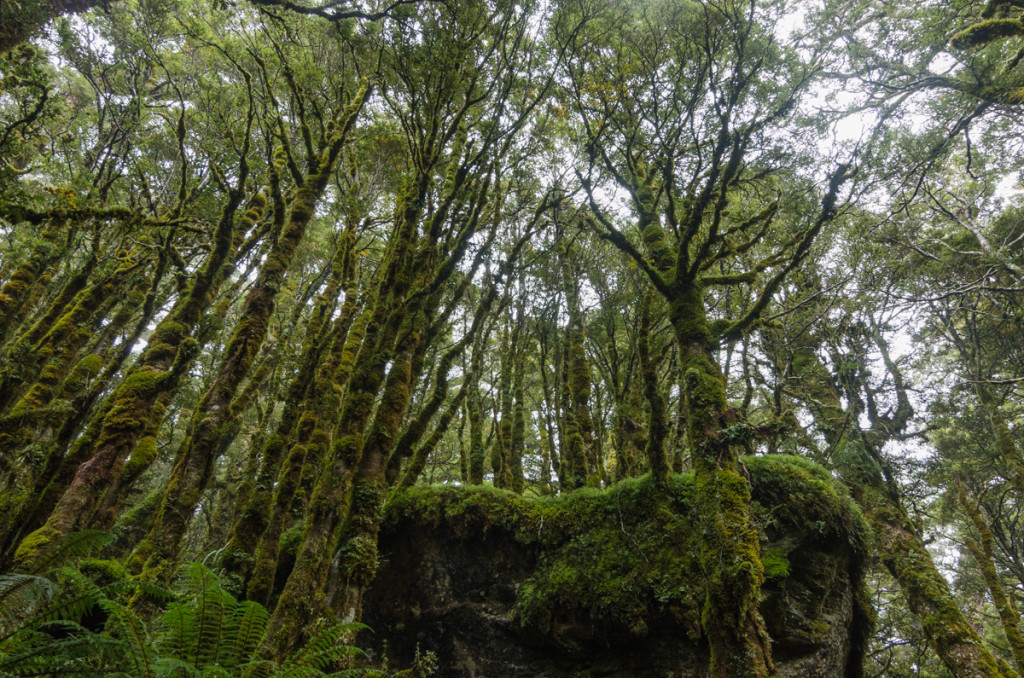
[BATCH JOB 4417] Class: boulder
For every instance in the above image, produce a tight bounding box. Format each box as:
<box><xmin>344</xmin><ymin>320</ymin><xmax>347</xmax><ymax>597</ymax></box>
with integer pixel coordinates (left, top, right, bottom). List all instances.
<box><xmin>361</xmin><ymin>455</ymin><xmax>871</xmax><ymax>677</ymax></box>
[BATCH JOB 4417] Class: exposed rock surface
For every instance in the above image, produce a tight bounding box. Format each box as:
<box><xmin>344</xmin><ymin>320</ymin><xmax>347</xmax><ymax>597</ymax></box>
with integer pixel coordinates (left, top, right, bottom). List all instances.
<box><xmin>361</xmin><ymin>455</ymin><xmax>871</xmax><ymax>677</ymax></box>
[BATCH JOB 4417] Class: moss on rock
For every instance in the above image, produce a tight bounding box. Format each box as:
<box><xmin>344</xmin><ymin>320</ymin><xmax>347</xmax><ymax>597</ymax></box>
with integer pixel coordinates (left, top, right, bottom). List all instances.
<box><xmin>385</xmin><ymin>454</ymin><xmax>868</xmax><ymax>643</ymax></box>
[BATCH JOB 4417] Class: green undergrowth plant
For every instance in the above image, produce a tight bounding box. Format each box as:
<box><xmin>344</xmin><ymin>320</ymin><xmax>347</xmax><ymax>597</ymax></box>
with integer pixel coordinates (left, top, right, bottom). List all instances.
<box><xmin>0</xmin><ymin>530</ymin><xmax>168</xmax><ymax>676</ymax></box>
<box><xmin>0</xmin><ymin>532</ymin><xmax>408</xmax><ymax>677</ymax></box>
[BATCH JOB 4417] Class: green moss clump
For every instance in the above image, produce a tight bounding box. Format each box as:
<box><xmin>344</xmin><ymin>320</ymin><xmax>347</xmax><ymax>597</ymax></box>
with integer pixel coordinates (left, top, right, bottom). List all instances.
<box><xmin>65</xmin><ymin>353</ymin><xmax>103</xmax><ymax>390</ymax></box>
<box><xmin>950</xmin><ymin>18</ymin><xmax>1024</xmax><ymax>50</ymax></box>
<box><xmin>122</xmin><ymin>435</ymin><xmax>158</xmax><ymax>479</ymax></box>
<box><xmin>761</xmin><ymin>549</ymin><xmax>790</xmax><ymax>580</ymax></box>
<box><xmin>13</xmin><ymin>523</ymin><xmax>64</xmax><ymax>570</ymax></box>
<box><xmin>746</xmin><ymin>454</ymin><xmax>869</xmax><ymax>555</ymax></box>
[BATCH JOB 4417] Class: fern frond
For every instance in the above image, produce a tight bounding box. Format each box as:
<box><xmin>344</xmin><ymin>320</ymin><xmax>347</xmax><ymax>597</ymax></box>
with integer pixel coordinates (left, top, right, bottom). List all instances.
<box><xmin>239</xmin><ymin>659</ymin><xmax>277</xmax><ymax>678</ymax></box>
<box><xmin>0</xmin><ymin>626</ymin><xmax>124</xmax><ymax>675</ymax></box>
<box><xmin>156</xmin><ymin>600</ymin><xmax>196</xmax><ymax>661</ymax></box>
<box><xmin>37</xmin><ymin>566</ymin><xmax>105</xmax><ymax>626</ymax></box>
<box><xmin>0</xmin><ymin>574</ymin><xmax>56</xmax><ymax>639</ymax></box>
<box><xmin>280</xmin><ymin>623</ymin><xmax>367</xmax><ymax>675</ymax></box>
<box><xmin>26</xmin><ymin>530</ymin><xmax>113</xmax><ymax>574</ymax></box>
<box><xmin>153</xmin><ymin>655</ymin><xmax>204</xmax><ymax>677</ymax></box>
<box><xmin>227</xmin><ymin>600</ymin><xmax>269</xmax><ymax>668</ymax></box>
<box><xmin>132</xmin><ymin>579</ymin><xmax>177</xmax><ymax>603</ymax></box>
<box><xmin>184</xmin><ymin>562</ymin><xmax>234</xmax><ymax>669</ymax></box>
<box><xmin>102</xmin><ymin>597</ymin><xmax>156</xmax><ymax>678</ymax></box>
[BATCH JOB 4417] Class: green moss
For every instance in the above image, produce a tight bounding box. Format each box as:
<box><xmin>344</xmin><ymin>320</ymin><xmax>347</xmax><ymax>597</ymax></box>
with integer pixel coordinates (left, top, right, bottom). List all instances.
<box><xmin>746</xmin><ymin>454</ymin><xmax>869</xmax><ymax>555</ymax></box>
<box><xmin>386</xmin><ymin>455</ymin><xmax>868</xmax><ymax>641</ymax></box>
<box><xmin>761</xmin><ymin>549</ymin><xmax>790</xmax><ymax>580</ymax></box>
<box><xmin>122</xmin><ymin>435</ymin><xmax>158</xmax><ymax>478</ymax></box>
<box><xmin>69</xmin><ymin>353</ymin><xmax>103</xmax><ymax>378</ymax></box>
<box><xmin>950</xmin><ymin>18</ymin><xmax>1024</xmax><ymax>49</ymax></box>
<box><xmin>12</xmin><ymin>523</ymin><xmax>64</xmax><ymax>570</ymax></box>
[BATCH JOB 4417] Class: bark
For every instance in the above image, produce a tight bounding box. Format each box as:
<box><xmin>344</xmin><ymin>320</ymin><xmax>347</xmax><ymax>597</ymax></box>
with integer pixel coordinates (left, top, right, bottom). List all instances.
<box><xmin>959</xmin><ymin>484</ymin><xmax>1024</xmax><ymax>673</ymax></box>
<box><xmin>11</xmin><ymin>163</ymin><xmax>254</xmax><ymax>570</ymax></box>
<box><xmin>132</xmin><ymin>84</ymin><xmax>369</xmax><ymax>582</ymax></box>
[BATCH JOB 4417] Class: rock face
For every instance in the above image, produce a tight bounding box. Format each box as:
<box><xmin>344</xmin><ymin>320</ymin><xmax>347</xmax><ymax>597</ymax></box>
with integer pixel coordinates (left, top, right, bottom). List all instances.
<box><xmin>360</xmin><ymin>456</ymin><xmax>871</xmax><ymax>678</ymax></box>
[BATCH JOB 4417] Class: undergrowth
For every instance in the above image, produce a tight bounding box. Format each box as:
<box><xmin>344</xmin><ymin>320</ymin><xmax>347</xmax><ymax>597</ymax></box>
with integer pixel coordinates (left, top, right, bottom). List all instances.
<box><xmin>0</xmin><ymin>531</ymin><xmax>423</xmax><ymax>677</ymax></box>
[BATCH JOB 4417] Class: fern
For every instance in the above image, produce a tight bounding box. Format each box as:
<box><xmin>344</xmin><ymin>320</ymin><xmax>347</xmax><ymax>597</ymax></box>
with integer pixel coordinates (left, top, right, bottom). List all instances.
<box><xmin>102</xmin><ymin>597</ymin><xmax>156</xmax><ymax>678</ymax></box>
<box><xmin>228</xmin><ymin>601</ymin><xmax>269</xmax><ymax>668</ymax></box>
<box><xmin>279</xmin><ymin>623</ymin><xmax>369</xmax><ymax>677</ymax></box>
<box><xmin>2</xmin><ymin>555</ymin><xmax>399</xmax><ymax>678</ymax></box>
<box><xmin>188</xmin><ymin>562</ymin><xmax>232</xmax><ymax>669</ymax></box>
<box><xmin>24</xmin><ymin>530</ymin><xmax>113</xmax><ymax>575</ymax></box>
<box><xmin>0</xmin><ymin>574</ymin><xmax>57</xmax><ymax>639</ymax></box>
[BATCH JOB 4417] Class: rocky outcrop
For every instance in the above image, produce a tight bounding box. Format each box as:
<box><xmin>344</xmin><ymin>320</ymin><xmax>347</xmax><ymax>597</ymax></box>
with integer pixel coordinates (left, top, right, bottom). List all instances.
<box><xmin>360</xmin><ymin>455</ymin><xmax>871</xmax><ymax>677</ymax></box>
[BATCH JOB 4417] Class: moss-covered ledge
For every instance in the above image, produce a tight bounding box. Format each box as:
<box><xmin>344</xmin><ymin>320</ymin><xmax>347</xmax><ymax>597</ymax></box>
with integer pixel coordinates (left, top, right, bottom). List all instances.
<box><xmin>360</xmin><ymin>455</ymin><xmax>872</xmax><ymax>677</ymax></box>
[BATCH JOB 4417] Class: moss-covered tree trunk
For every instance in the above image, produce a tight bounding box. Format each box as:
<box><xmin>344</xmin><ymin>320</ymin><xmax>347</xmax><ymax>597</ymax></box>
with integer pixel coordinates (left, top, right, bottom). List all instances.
<box><xmin>637</xmin><ymin>290</ymin><xmax>669</xmax><ymax>486</ymax></box>
<box><xmin>246</xmin><ymin>306</ymin><xmax>369</xmax><ymax>606</ymax></box>
<box><xmin>493</xmin><ymin>323</ymin><xmax>515</xmax><ymax>489</ymax></box>
<box><xmin>262</xmin><ymin>167</ymin><xmax>432</xmax><ymax>659</ymax></box>
<box><xmin>388</xmin><ymin>279</ymin><xmax>498</xmax><ymax>488</ymax></box>
<box><xmin>669</xmin><ymin>284</ymin><xmax>774</xmax><ymax>678</ymax></box>
<box><xmin>958</xmin><ymin>483</ymin><xmax>1024</xmax><ymax>672</ymax></box>
<box><xmin>131</xmin><ymin>85</ymin><xmax>368</xmax><ymax>581</ymax></box>
<box><xmin>0</xmin><ymin>262</ymin><xmax>135</xmax><ymax>543</ymax></box>
<box><xmin>219</xmin><ymin>229</ymin><xmax>361</xmax><ymax>589</ymax></box>
<box><xmin>537</xmin><ymin>327</ymin><xmax>561</xmax><ymax>489</ymax></box>
<box><xmin>0</xmin><ymin>259</ymin><xmax>135</xmax><ymax>437</ymax></box>
<box><xmin>328</xmin><ymin>171</ymin><xmax>497</xmax><ymax>627</ymax></box>
<box><xmin>466</xmin><ymin>329</ymin><xmax>488</xmax><ymax>485</ymax></box>
<box><xmin>0</xmin><ymin>250</ymin><xmax>170</xmax><ymax>559</ymax></box>
<box><xmin>0</xmin><ymin>218</ymin><xmax>70</xmax><ymax>348</ymax></box>
<box><xmin>11</xmin><ymin>145</ymin><xmax>255</xmax><ymax>570</ymax></box>
<box><xmin>780</xmin><ymin>337</ymin><xmax>1012</xmax><ymax>678</ymax></box>
<box><xmin>559</xmin><ymin>240</ymin><xmax>598</xmax><ymax>488</ymax></box>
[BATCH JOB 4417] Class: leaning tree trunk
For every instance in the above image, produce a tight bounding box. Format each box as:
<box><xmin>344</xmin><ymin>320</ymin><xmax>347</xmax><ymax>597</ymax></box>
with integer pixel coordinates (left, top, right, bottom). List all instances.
<box><xmin>11</xmin><ymin>166</ymin><xmax>254</xmax><ymax>571</ymax></box>
<box><xmin>132</xmin><ymin>84</ymin><xmax>368</xmax><ymax>582</ymax></box>
<box><xmin>778</xmin><ymin>335</ymin><xmax>1012</xmax><ymax>678</ymax></box>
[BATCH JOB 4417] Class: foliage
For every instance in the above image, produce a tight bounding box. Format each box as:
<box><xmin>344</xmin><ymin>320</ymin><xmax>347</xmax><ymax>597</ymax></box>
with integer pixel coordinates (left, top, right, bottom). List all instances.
<box><xmin>0</xmin><ymin>534</ymin><xmax>396</xmax><ymax>677</ymax></box>
<box><xmin>2</xmin><ymin>0</ymin><xmax>1024</xmax><ymax>673</ymax></box>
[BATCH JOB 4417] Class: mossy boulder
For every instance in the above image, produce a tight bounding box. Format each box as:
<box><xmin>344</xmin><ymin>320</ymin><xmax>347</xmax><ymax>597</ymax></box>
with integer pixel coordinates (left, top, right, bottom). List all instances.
<box><xmin>360</xmin><ymin>455</ymin><xmax>871</xmax><ymax>677</ymax></box>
